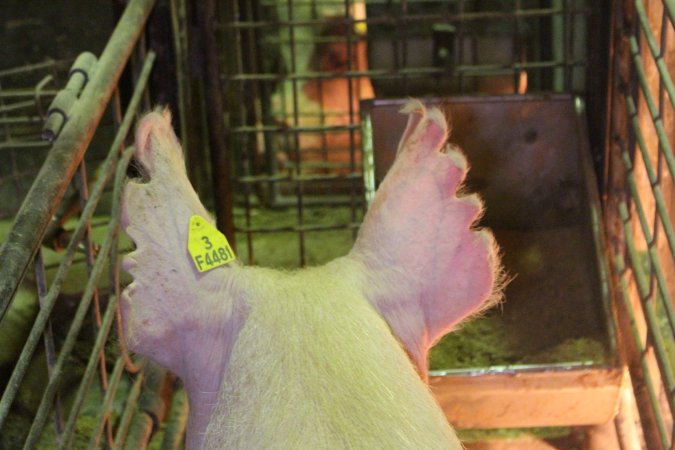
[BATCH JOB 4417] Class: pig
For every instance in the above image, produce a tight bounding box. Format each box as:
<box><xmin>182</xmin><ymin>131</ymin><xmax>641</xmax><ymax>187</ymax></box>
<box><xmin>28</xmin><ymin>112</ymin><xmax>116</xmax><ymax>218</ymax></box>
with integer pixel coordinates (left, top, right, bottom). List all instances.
<box><xmin>120</xmin><ymin>99</ymin><xmax>503</xmax><ymax>449</ymax></box>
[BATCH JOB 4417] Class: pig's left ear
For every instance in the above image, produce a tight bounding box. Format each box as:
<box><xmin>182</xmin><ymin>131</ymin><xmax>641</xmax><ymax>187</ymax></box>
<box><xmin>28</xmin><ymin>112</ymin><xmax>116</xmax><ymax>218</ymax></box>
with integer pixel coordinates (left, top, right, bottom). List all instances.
<box><xmin>350</xmin><ymin>100</ymin><xmax>503</xmax><ymax>377</ymax></box>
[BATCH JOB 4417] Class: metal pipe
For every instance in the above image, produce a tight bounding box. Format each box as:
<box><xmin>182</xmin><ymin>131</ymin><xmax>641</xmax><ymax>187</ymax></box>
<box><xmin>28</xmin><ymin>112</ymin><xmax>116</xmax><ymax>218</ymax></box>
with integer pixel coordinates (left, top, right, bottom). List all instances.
<box><xmin>0</xmin><ymin>51</ymin><xmax>156</xmax><ymax>438</ymax></box>
<box><xmin>196</xmin><ymin>0</ymin><xmax>236</xmax><ymax>247</ymax></box>
<box><xmin>0</xmin><ymin>0</ymin><xmax>157</xmax><ymax>320</ymax></box>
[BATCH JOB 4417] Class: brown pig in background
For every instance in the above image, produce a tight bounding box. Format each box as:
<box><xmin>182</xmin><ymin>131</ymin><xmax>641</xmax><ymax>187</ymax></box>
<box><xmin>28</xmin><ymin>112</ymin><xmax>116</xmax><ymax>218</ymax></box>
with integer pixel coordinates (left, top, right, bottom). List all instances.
<box><xmin>120</xmin><ymin>100</ymin><xmax>503</xmax><ymax>449</ymax></box>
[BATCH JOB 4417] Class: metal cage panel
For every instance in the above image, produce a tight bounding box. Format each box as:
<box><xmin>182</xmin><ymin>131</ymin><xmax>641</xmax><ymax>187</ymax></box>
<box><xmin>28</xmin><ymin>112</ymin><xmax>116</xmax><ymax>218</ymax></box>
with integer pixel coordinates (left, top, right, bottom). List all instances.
<box><xmin>605</xmin><ymin>1</ymin><xmax>674</xmax><ymax>449</ymax></box>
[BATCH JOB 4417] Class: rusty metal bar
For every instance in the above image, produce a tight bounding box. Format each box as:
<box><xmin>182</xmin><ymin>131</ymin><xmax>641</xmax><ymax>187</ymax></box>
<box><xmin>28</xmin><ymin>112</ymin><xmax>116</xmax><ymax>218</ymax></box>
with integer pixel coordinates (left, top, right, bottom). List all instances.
<box><xmin>196</xmin><ymin>0</ymin><xmax>236</xmax><ymax>246</ymax></box>
<box><xmin>222</xmin><ymin>7</ymin><xmax>590</xmax><ymax>29</ymax></box>
<box><xmin>0</xmin><ymin>0</ymin><xmax>157</xmax><ymax>320</ymax></box>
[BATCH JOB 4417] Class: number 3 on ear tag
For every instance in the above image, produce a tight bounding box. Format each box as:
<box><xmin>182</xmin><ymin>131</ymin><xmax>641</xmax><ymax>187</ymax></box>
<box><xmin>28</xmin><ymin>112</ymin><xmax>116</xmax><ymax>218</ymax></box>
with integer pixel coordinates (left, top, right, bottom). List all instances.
<box><xmin>187</xmin><ymin>215</ymin><xmax>236</xmax><ymax>272</ymax></box>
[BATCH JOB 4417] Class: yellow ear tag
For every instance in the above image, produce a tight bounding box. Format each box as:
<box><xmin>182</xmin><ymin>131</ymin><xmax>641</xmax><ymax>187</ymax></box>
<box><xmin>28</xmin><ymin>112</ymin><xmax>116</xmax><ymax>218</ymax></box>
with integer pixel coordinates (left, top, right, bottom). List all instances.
<box><xmin>187</xmin><ymin>215</ymin><xmax>235</xmax><ymax>272</ymax></box>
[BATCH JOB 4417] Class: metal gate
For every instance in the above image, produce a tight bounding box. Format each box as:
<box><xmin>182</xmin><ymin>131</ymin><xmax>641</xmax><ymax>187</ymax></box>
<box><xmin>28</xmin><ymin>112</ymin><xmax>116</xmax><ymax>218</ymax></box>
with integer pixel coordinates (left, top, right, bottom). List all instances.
<box><xmin>217</xmin><ymin>0</ymin><xmax>591</xmax><ymax>268</ymax></box>
<box><xmin>605</xmin><ymin>1</ymin><xmax>675</xmax><ymax>449</ymax></box>
<box><xmin>0</xmin><ymin>0</ymin><xmax>189</xmax><ymax>448</ymax></box>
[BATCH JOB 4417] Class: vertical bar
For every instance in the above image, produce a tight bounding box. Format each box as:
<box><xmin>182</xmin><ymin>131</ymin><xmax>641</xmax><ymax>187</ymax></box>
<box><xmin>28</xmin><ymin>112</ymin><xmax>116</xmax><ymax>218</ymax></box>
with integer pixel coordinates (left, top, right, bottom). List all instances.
<box><xmin>552</xmin><ymin>0</ymin><xmax>565</xmax><ymax>91</ymax></box>
<box><xmin>286</xmin><ymin>0</ymin><xmax>307</xmax><ymax>267</ymax></box>
<box><xmin>196</xmin><ymin>0</ymin><xmax>236</xmax><ymax>247</ymax></box>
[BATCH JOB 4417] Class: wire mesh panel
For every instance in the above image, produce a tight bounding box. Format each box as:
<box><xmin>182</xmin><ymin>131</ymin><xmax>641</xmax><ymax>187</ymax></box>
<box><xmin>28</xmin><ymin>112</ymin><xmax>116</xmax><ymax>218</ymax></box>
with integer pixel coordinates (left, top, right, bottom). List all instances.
<box><xmin>218</xmin><ymin>0</ymin><xmax>591</xmax><ymax>268</ymax></box>
<box><xmin>0</xmin><ymin>1</ymin><xmax>190</xmax><ymax>448</ymax></box>
<box><xmin>605</xmin><ymin>0</ymin><xmax>674</xmax><ymax>448</ymax></box>
<box><xmin>0</xmin><ymin>60</ymin><xmax>73</xmax><ymax>219</ymax></box>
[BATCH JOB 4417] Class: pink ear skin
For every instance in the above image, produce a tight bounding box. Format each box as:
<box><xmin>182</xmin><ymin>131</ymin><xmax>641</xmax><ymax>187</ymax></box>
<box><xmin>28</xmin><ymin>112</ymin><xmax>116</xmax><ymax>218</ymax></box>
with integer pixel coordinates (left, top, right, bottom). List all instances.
<box><xmin>350</xmin><ymin>100</ymin><xmax>503</xmax><ymax>379</ymax></box>
<box><xmin>120</xmin><ymin>108</ymin><xmax>237</xmax><ymax>380</ymax></box>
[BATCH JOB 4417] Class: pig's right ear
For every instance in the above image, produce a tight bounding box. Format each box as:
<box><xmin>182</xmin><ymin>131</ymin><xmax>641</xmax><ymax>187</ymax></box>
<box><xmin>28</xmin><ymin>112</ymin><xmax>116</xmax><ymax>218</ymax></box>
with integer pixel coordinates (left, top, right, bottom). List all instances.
<box><xmin>350</xmin><ymin>100</ymin><xmax>503</xmax><ymax>378</ymax></box>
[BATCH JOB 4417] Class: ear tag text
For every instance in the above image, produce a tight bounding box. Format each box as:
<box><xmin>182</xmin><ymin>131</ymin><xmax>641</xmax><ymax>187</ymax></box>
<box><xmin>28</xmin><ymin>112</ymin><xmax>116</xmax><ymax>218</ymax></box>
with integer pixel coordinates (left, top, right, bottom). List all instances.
<box><xmin>187</xmin><ymin>215</ymin><xmax>235</xmax><ymax>272</ymax></box>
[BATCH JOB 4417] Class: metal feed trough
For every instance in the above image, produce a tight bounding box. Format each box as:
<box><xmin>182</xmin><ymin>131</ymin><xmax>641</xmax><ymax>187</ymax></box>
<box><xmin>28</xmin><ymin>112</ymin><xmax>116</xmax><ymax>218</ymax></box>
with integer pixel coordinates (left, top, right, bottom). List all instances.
<box><xmin>361</xmin><ymin>95</ymin><xmax>623</xmax><ymax>429</ymax></box>
<box><xmin>0</xmin><ymin>0</ymin><xmax>673</xmax><ymax>448</ymax></box>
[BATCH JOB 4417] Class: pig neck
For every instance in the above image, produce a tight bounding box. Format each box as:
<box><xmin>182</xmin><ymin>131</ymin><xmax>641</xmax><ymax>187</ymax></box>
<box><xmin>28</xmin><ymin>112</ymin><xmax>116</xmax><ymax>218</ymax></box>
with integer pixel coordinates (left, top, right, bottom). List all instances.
<box><xmin>200</xmin><ymin>257</ymin><xmax>460</xmax><ymax>449</ymax></box>
<box><xmin>177</xmin><ymin>266</ymin><xmax>248</xmax><ymax>450</ymax></box>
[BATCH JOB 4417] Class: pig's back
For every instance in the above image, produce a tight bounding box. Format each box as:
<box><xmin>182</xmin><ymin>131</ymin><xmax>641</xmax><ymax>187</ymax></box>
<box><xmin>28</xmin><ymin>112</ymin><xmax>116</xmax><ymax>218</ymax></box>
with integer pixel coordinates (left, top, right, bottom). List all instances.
<box><xmin>202</xmin><ymin>258</ymin><xmax>462</xmax><ymax>449</ymax></box>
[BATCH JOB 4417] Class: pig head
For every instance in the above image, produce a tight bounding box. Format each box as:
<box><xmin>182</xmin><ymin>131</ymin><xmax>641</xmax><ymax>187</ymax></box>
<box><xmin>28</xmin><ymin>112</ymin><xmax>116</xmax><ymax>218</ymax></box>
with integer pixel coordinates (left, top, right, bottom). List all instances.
<box><xmin>120</xmin><ymin>101</ymin><xmax>502</xmax><ymax>449</ymax></box>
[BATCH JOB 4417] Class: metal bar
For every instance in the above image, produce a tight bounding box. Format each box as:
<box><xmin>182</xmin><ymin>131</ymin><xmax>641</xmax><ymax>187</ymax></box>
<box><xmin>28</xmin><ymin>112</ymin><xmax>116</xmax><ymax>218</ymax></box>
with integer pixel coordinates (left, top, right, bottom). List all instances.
<box><xmin>285</xmin><ymin>0</ymin><xmax>307</xmax><ymax>267</ymax></box>
<box><xmin>0</xmin><ymin>60</ymin><xmax>72</xmax><ymax>78</ymax></box>
<box><xmin>0</xmin><ymin>0</ymin><xmax>157</xmax><ymax>320</ymax></box>
<box><xmin>197</xmin><ymin>0</ymin><xmax>236</xmax><ymax>246</ymax></box>
<box><xmin>624</xmin><ymin>95</ymin><xmax>675</xmax><ymax>257</ymax></box>
<box><xmin>0</xmin><ymin>50</ymin><xmax>156</xmax><ymax>430</ymax></box>
<box><xmin>222</xmin><ymin>60</ymin><xmax>588</xmax><ymax>83</ymax></box>
<box><xmin>34</xmin><ymin>250</ymin><xmax>63</xmax><ymax>437</ymax></box>
<box><xmin>111</xmin><ymin>373</ymin><xmax>145</xmax><ymax>450</ymax></box>
<box><xmin>236</xmin><ymin>222</ymin><xmax>361</xmax><ymax>233</ymax></box>
<box><xmin>629</xmin><ymin>36</ymin><xmax>675</xmax><ymax>181</ymax></box>
<box><xmin>22</xmin><ymin>178</ymin><xmax>132</xmax><ymax>448</ymax></box>
<box><xmin>620</xmin><ymin>153</ymin><xmax>675</xmax><ymax>336</ymax></box>
<box><xmin>73</xmin><ymin>159</ymin><xmax>113</xmax><ymax>446</ymax></box>
<box><xmin>615</xmin><ymin>252</ymin><xmax>671</xmax><ymax>449</ymax></box>
<box><xmin>85</xmin><ymin>358</ymin><xmax>126</xmax><ymax>450</ymax></box>
<box><xmin>221</xmin><ymin>7</ymin><xmax>590</xmax><ymax>30</ymax></box>
<box><xmin>158</xmin><ymin>389</ymin><xmax>189</xmax><ymax>450</ymax></box>
<box><xmin>634</xmin><ymin>0</ymin><xmax>675</xmax><ymax>110</ymax></box>
<box><xmin>0</xmin><ymin>89</ymin><xmax>59</xmax><ymax>98</ymax></box>
<box><xmin>620</xmin><ymin>205</ymin><xmax>675</xmax><ymax>405</ymax></box>
<box><xmin>119</xmin><ymin>364</ymin><xmax>170</xmax><ymax>449</ymax></box>
<box><xmin>236</xmin><ymin>172</ymin><xmax>362</xmax><ymax>183</ymax></box>
<box><xmin>664</xmin><ymin>0</ymin><xmax>675</xmax><ymax>27</ymax></box>
<box><xmin>229</xmin><ymin>123</ymin><xmax>360</xmax><ymax>133</ymax></box>
<box><xmin>58</xmin><ymin>293</ymin><xmax>119</xmax><ymax>449</ymax></box>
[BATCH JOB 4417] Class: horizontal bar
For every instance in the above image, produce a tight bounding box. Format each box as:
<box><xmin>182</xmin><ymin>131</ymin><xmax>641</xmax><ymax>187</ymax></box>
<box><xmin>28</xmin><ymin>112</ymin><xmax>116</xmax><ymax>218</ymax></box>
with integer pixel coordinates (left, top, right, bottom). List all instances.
<box><xmin>0</xmin><ymin>140</ymin><xmax>51</xmax><ymax>150</ymax></box>
<box><xmin>0</xmin><ymin>0</ymin><xmax>157</xmax><ymax>320</ymax></box>
<box><xmin>222</xmin><ymin>7</ymin><xmax>589</xmax><ymax>30</ymax></box>
<box><xmin>634</xmin><ymin>0</ymin><xmax>675</xmax><ymax>110</ymax></box>
<box><xmin>0</xmin><ymin>89</ymin><xmax>59</xmax><ymax>98</ymax></box>
<box><xmin>228</xmin><ymin>123</ymin><xmax>359</xmax><ymax>134</ymax></box>
<box><xmin>237</xmin><ymin>172</ymin><xmax>362</xmax><ymax>184</ymax></box>
<box><xmin>0</xmin><ymin>59</ymin><xmax>71</xmax><ymax>78</ymax></box>
<box><xmin>224</xmin><ymin>60</ymin><xmax>587</xmax><ymax>83</ymax></box>
<box><xmin>236</xmin><ymin>221</ymin><xmax>361</xmax><ymax>234</ymax></box>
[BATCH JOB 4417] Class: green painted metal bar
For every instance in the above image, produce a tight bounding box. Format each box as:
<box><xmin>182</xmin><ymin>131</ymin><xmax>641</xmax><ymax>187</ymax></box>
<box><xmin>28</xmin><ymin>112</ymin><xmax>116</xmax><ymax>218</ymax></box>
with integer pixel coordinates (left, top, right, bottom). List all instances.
<box><xmin>634</xmin><ymin>0</ymin><xmax>675</xmax><ymax>110</ymax></box>
<box><xmin>159</xmin><ymin>389</ymin><xmax>189</xmax><ymax>450</ymax></box>
<box><xmin>119</xmin><ymin>364</ymin><xmax>170</xmax><ymax>449</ymax></box>
<box><xmin>0</xmin><ymin>0</ymin><xmax>157</xmax><ymax>321</ymax></box>
<box><xmin>615</xmin><ymin>252</ymin><xmax>671</xmax><ymax>449</ymax></box>
<box><xmin>620</xmin><ymin>205</ymin><xmax>675</xmax><ymax>414</ymax></box>
<box><xmin>620</xmin><ymin>153</ymin><xmax>675</xmax><ymax>335</ymax></box>
<box><xmin>85</xmin><ymin>358</ymin><xmax>126</xmax><ymax>450</ymax></box>
<box><xmin>58</xmin><ymin>294</ymin><xmax>119</xmax><ymax>449</ymax></box>
<box><xmin>629</xmin><ymin>36</ymin><xmax>675</xmax><ymax>181</ymax></box>
<box><xmin>0</xmin><ymin>53</ymin><xmax>156</xmax><ymax>431</ymax></box>
<box><xmin>624</xmin><ymin>95</ymin><xmax>675</xmax><ymax>257</ymax></box>
<box><xmin>664</xmin><ymin>0</ymin><xmax>675</xmax><ymax>27</ymax></box>
<box><xmin>111</xmin><ymin>373</ymin><xmax>145</xmax><ymax>450</ymax></box>
<box><xmin>22</xmin><ymin>187</ymin><xmax>131</xmax><ymax>448</ymax></box>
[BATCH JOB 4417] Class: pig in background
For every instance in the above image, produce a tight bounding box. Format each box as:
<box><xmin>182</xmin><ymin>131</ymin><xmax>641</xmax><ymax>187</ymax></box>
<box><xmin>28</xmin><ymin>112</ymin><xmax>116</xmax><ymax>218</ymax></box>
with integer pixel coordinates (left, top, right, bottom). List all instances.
<box><xmin>120</xmin><ymin>100</ymin><xmax>503</xmax><ymax>449</ymax></box>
